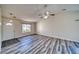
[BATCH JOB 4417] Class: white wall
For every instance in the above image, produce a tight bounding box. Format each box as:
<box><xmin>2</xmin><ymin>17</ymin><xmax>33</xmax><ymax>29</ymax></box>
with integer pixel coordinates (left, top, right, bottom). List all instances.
<box><xmin>2</xmin><ymin>18</ymin><xmax>14</xmax><ymax>41</ymax></box>
<box><xmin>37</xmin><ymin>11</ymin><xmax>79</xmax><ymax>42</ymax></box>
<box><xmin>2</xmin><ymin>17</ymin><xmax>36</xmax><ymax>41</ymax></box>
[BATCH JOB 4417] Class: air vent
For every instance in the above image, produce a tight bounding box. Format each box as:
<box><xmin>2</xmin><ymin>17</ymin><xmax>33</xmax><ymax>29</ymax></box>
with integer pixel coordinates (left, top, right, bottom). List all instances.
<box><xmin>75</xmin><ymin>19</ymin><xmax>79</xmax><ymax>21</ymax></box>
<box><xmin>62</xmin><ymin>9</ymin><xmax>67</xmax><ymax>11</ymax></box>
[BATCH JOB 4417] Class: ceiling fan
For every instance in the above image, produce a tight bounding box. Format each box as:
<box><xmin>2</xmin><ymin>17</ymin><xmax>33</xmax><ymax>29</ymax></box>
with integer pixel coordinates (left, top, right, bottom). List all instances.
<box><xmin>38</xmin><ymin>5</ymin><xmax>67</xmax><ymax>20</ymax></box>
<box><xmin>38</xmin><ymin>4</ymin><xmax>55</xmax><ymax>19</ymax></box>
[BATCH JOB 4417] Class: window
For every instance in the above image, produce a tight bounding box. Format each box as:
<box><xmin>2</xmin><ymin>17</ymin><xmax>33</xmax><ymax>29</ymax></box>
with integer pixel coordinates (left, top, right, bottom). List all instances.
<box><xmin>22</xmin><ymin>24</ymin><xmax>31</xmax><ymax>33</ymax></box>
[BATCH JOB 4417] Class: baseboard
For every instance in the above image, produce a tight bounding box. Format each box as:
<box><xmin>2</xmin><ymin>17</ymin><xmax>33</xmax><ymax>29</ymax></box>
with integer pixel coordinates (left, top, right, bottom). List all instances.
<box><xmin>17</xmin><ymin>34</ymin><xmax>37</xmax><ymax>39</ymax></box>
<box><xmin>37</xmin><ymin>34</ymin><xmax>79</xmax><ymax>42</ymax></box>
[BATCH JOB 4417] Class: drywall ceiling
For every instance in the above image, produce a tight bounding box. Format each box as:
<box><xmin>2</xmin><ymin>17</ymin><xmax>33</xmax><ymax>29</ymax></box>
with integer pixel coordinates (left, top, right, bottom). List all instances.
<box><xmin>1</xmin><ymin>4</ymin><xmax>79</xmax><ymax>22</ymax></box>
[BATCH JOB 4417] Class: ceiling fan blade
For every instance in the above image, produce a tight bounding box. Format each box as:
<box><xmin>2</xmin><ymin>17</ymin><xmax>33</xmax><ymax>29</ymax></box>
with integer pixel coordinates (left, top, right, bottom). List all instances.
<box><xmin>49</xmin><ymin>13</ymin><xmax>55</xmax><ymax>16</ymax></box>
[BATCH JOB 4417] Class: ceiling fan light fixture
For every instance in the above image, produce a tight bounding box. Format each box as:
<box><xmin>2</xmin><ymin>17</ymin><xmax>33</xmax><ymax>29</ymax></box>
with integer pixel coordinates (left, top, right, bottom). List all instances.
<box><xmin>44</xmin><ymin>15</ymin><xmax>48</xmax><ymax>19</ymax></box>
<box><xmin>46</xmin><ymin>11</ymin><xmax>49</xmax><ymax>15</ymax></box>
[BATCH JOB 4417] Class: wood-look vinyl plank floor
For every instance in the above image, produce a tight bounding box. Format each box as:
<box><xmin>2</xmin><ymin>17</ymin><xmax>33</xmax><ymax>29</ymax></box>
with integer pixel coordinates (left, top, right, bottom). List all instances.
<box><xmin>1</xmin><ymin>35</ymin><xmax>79</xmax><ymax>54</ymax></box>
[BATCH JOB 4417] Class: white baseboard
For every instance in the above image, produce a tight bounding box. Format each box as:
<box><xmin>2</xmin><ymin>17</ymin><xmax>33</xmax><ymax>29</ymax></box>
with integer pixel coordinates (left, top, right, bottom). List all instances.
<box><xmin>37</xmin><ymin>33</ymin><xmax>79</xmax><ymax>42</ymax></box>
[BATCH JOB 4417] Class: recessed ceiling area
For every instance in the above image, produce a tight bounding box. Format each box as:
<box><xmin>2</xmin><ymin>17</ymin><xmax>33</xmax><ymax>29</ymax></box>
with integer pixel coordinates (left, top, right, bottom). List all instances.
<box><xmin>1</xmin><ymin>4</ymin><xmax>79</xmax><ymax>22</ymax></box>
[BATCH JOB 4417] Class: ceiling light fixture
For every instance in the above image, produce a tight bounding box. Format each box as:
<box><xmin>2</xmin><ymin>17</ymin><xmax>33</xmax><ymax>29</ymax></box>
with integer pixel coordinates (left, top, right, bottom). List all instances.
<box><xmin>44</xmin><ymin>15</ymin><xmax>48</xmax><ymax>19</ymax></box>
<box><xmin>38</xmin><ymin>5</ymin><xmax>55</xmax><ymax>20</ymax></box>
<box><xmin>9</xmin><ymin>12</ymin><xmax>16</xmax><ymax>18</ymax></box>
<box><xmin>5</xmin><ymin>13</ymin><xmax>14</xmax><ymax>26</ymax></box>
<box><xmin>6</xmin><ymin>23</ymin><xmax>13</xmax><ymax>26</ymax></box>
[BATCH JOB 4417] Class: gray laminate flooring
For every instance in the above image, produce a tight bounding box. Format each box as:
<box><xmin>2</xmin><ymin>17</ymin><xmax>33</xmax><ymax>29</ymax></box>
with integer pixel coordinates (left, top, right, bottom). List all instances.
<box><xmin>1</xmin><ymin>35</ymin><xmax>79</xmax><ymax>54</ymax></box>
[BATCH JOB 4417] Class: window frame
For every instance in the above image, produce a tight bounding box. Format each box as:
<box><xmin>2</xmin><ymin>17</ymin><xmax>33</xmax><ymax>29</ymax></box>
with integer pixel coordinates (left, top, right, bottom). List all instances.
<box><xmin>21</xmin><ymin>23</ymin><xmax>32</xmax><ymax>33</ymax></box>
